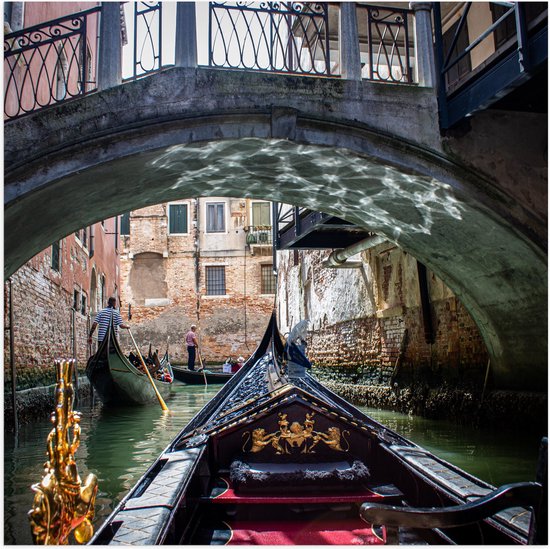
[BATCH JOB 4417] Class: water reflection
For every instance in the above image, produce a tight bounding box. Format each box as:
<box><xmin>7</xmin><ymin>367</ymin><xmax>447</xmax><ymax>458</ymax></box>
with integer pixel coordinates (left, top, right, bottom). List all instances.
<box><xmin>359</xmin><ymin>406</ymin><xmax>540</xmax><ymax>487</ymax></box>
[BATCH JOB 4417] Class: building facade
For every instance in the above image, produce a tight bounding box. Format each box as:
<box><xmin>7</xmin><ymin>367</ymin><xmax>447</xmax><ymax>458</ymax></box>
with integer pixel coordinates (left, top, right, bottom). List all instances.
<box><xmin>119</xmin><ymin>198</ymin><xmax>276</xmax><ymax>364</ymax></box>
<box><xmin>4</xmin><ymin>217</ymin><xmax>121</xmax><ymax>389</ymax></box>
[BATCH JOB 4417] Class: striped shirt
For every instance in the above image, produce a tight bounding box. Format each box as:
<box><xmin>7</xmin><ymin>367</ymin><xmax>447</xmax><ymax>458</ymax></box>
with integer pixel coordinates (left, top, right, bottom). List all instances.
<box><xmin>94</xmin><ymin>307</ymin><xmax>123</xmax><ymax>341</ymax></box>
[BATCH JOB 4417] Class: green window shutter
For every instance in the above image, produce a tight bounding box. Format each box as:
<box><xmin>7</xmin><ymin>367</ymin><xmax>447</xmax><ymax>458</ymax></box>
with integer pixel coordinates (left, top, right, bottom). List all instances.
<box><xmin>169</xmin><ymin>204</ymin><xmax>188</xmax><ymax>234</ymax></box>
<box><xmin>253</xmin><ymin>202</ymin><xmax>271</xmax><ymax>226</ymax></box>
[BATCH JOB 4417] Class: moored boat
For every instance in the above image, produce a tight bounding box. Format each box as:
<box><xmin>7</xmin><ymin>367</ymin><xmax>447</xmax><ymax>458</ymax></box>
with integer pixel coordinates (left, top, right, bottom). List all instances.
<box><xmin>172</xmin><ymin>365</ymin><xmax>233</xmax><ymax>385</ymax></box>
<box><xmin>90</xmin><ymin>313</ymin><xmax>546</xmax><ymax>545</ymax></box>
<box><xmin>86</xmin><ymin>318</ymin><xmax>172</xmax><ymax>406</ymax></box>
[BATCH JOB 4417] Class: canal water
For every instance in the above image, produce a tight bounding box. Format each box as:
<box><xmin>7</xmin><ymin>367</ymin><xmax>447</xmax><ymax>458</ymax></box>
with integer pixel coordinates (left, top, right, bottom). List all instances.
<box><xmin>4</xmin><ymin>382</ymin><xmax>541</xmax><ymax>545</ymax></box>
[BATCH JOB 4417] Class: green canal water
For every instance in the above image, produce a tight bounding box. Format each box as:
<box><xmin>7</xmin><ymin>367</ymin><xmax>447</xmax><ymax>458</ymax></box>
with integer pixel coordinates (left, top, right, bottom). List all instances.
<box><xmin>4</xmin><ymin>382</ymin><xmax>541</xmax><ymax>545</ymax></box>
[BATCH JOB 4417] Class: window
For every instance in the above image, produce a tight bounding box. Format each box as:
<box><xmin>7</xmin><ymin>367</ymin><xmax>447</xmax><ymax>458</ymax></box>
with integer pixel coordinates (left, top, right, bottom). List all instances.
<box><xmin>252</xmin><ymin>201</ymin><xmax>271</xmax><ymax>227</ymax></box>
<box><xmin>51</xmin><ymin>241</ymin><xmax>61</xmax><ymax>272</ymax></box>
<box><xmin>75</xmin><ymin>228</ymin><xmax>88</xmax><ymax>248</ymax></box>
<box><xmin>168</xmin><ymin>203</ymin><xmax>188</xmax><ymax>234</ymax></box>
<box><xmin>120</xmin><ymin>212</ymin><xmax>130</xmax><ymax>235</ymax></box>
<box><xmin>81</xmin><ymin>294</ymin><xmax>87</xmax><ymax>315</ymax></box>
<box><xmin>206</xmin><ymin>266</ymin><xmax>226</xmax><ymax>295</ymax></box>
<box><xmin>206</xmin><ymin>203</ymin><xmax>225</xmax><ymax>233</ymax></box>
<box><xmin>73</xmin><ymin>289</ymin><xmax>80</xmax><ymax>310</ymax></box>
<box><xmin>261</xmin><ymin>264</ymin><xmax>276</xmax><ymax>294</ymax></box>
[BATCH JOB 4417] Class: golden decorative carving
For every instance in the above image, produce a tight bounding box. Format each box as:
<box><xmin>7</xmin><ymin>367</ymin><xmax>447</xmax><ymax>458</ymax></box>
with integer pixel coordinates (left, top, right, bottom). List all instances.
<box><xmin>28</xmin><ymin>359</ymin><xmax>98</xmax><ymax>545</ymax></box>
<box><xmin>242</xmin><ymin>411</ymin><xmax>350</xmax><ymax>454</ymax></box>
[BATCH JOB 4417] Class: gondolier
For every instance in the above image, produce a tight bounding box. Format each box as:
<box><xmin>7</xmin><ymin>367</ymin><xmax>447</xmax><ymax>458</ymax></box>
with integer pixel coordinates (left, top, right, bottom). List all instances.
<box><xmin>185</xmin><ymin>324</ymin><xmax>199</xmax><ymax>371</ymax></box>
<box><xmin>88</xmin><ymin>297</ymin><xmax>130</xmax><ymax>344</ymax></box>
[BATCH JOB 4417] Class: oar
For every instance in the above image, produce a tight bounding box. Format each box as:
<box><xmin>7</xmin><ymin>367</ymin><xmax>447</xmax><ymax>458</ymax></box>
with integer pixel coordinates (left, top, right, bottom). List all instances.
<box><xmin>197</xmin><ymin>350</ymin><xmax>208</xmax><ymax>387</ymax></box>
<box><xmin>128</xmin><ymin>329</ymin><xmax>169</xmax><ymax>412</ymax></box>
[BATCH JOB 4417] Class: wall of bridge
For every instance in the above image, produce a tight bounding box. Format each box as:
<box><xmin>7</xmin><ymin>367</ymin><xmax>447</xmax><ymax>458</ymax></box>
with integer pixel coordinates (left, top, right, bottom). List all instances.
<box><xmin>4</xmin><ymin>67</ymin><xmax>547</xmax><ymax>390</ymax></box>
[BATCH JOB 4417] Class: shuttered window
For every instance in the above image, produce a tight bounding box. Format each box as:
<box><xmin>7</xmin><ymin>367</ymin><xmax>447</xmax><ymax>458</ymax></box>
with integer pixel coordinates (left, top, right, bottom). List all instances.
<box><xmin>252</xmin><ymin>202</ymin><xmax>271</xmax><ymax>226</ymax></box>
<box><xmin>169</xmin><ymin>204</ymin><xmax>188</xmax><ymax>234</ymax></box>
<box><xmin>206</xmin><ymin>203</ymin><xmax>225</xmax><ymax>233</ymax></box>
<box><xmin>120</xmin><ymin>212</ymin><xmax>130</xmax><ymax>235</ymax></box>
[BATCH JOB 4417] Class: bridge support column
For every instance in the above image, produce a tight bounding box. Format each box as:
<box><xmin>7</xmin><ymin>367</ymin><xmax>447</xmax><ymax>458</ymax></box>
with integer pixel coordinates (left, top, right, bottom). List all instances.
<box><xmin>98</xmin><ymin>2</ymin><xmax>122</xmax><ymax>90</ymax></box>
<box><xmin>410</xmin><ymin>2</ymin><xmax>437</xmax><ymax>87</ymax></box>
<box><xmin>175</xmin><ymin>2</ymin><xmax>197</xmax><ymax>68</ymax></box>
<box><xmin>339</xmin><ymin>3</ymin><xmax>362</xmax><ymax>81</ymax></box>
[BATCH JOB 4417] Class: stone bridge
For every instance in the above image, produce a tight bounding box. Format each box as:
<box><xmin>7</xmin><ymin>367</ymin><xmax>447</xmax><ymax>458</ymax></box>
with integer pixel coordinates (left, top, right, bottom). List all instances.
<box><xmin>4</xmin><ymin>62</ymin><xmax>547</xmax><ymax>391</ymax></box>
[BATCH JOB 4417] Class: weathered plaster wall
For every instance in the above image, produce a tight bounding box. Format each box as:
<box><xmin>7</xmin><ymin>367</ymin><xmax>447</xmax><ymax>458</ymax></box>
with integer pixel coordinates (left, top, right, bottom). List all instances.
<box><xmin>278</xmin><ymin>246</ymin><xmax>488</xmax><ymax>387</ymax></box>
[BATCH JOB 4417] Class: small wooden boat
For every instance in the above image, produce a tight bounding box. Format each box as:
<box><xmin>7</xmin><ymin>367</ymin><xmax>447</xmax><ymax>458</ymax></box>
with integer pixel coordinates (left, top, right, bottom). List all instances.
<box><xmin>172</xmin><ymin>365</ymin><xmax>233</xmax><ymax>385</ymax></box>
<box><xmin>90</xmin><ymin>313</ymin><xmax>546</xmax><ymax>545</ymax></box>
<box><xmin>86</xmin><ymin>318</ymin><xmax>172</xmax><ymax>406</ymax></box>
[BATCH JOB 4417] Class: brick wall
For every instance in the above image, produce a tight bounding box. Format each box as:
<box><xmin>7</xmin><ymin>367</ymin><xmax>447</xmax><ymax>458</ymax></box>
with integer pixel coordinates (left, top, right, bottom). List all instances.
<box><xmin>4</xmin><ymin>219</ymin><xmax>120</xmax><ymax>389</ymax></box>
<box><xmin>279</xmin><ymin>246</ymin><xmax>488</xmax><ymax>386</ymax></box>
<box><xmin>119</xmin><ymin>199</ymin><xmax>275</xmax><ymax>364</ymax></box>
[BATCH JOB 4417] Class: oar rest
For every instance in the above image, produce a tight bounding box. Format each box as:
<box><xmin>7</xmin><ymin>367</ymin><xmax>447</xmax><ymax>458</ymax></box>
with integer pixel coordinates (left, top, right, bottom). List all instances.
<box><xmin>359</xmin><ymin>481</ymin><xmax>543</xmax><ymax>545</ymax></box>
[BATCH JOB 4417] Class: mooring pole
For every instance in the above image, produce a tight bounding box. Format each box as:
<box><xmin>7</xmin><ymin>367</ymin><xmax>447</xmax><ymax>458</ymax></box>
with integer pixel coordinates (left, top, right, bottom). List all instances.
<box><xmin>9</xmin><ymin>279</ymin><xmax>18</xmax><ymax>432</ymax></box>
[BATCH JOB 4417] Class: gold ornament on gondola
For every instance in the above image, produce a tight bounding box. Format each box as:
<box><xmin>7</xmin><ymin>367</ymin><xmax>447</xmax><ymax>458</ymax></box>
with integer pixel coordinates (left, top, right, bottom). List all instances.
<box><xmin>242</xmin><ymin>412</ymin><xmax>351</xmax><ymax>455</ymax></box>
<box><xmin>28</xmin><ymin>359</ymin><xmax>98</xmax><ymax>545</ymax></box>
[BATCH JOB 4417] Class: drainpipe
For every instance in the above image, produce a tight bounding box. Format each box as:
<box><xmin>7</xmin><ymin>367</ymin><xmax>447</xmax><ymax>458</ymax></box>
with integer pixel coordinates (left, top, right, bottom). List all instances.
<box><xmin>194</xmin><ymin>198</ymin><xmax>201</xmax><ymax>323</ymax></box>
<box><xmin>323</xmin><ymin>234</ymin><xmax>388</xmax><ymax>268</ymax></box>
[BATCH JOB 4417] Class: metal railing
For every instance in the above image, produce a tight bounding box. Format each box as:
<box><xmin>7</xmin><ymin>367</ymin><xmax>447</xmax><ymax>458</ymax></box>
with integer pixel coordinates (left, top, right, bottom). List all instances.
<box><xmin>4</xmin><ymin>2</ymin><xmax>424</xmax><ymax>121</ymax></box>
<box><xmin>208</xmin><ymin>1</ymin><xmax>333</xmax><ymax>75</ymax></box>
<box><xmin>356</xmin><ymin>3</ymin><xmax>414</xmax><ymax>83</ymax></box>
<box><xmin>4</xmin><ymin>6</ymin><xmax>101</xmax><ymax>120</ymax></box>
<box><xmin>124</xmin><ymin>1</ymin><xmax>163</xmax><ymax>81</ymax></box>
<box><xmin>245</xmin><ymin>225</ymin><xmax>273</xmax><ymax>245</ymax></box>
<box><xmin>433</xmin><ymin>2</ymin><xmax>548</xmax><ymax>128</ymax></box>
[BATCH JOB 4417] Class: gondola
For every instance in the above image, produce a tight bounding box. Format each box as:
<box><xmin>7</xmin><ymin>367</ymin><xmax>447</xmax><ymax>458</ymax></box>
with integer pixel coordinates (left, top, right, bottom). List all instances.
<box><xmin>90</xmin><ymin>313</ymin><xmax>546</xmax><ymax>545</ymax></box>
<box><xmin>172</xmin><ymin>365</ymin><xmax>233</xmax><ymax>385</ymax></box>
<box><xmin>86</xmin><ymin>317</ymin><xmax>172</xmax><ymax>406</ymax></box>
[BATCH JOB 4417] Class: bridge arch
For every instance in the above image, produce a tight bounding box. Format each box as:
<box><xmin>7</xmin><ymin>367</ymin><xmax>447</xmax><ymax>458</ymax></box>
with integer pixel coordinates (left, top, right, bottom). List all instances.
<box><xmin>4</xmin><ymin>69</ymin><xmax>546</xmax><ymax>390</ymax></box>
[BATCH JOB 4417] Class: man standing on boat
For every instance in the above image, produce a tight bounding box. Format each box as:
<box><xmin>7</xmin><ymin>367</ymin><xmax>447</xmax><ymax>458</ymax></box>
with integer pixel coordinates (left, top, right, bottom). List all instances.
<box><xmin>88</xmin><ymin>297</ymin><xmax>130</xmax><ymax>346</ymax></box>
<box><xmin>186</xmin><ymin>324</ymin><xmax>199</xmax><ymax>371</ymax></box>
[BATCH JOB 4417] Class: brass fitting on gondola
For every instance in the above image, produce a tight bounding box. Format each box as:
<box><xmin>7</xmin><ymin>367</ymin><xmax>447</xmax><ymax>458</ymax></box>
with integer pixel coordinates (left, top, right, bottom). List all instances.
<box><xmin>28</xmin><ymin>359</ymin><xmax>98</xmax><ymax>545</ymax></box>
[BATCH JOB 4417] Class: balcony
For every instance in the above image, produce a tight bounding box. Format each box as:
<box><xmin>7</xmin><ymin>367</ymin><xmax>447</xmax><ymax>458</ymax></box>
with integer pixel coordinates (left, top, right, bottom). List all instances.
<box><xmin>245</xmin><ymin>225</ymin><xmax>273</xmax><ymax>256</ymax></box>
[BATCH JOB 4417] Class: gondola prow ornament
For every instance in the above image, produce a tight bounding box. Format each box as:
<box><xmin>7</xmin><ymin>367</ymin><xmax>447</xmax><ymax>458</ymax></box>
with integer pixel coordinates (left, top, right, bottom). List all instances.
<box><xmin>28</xmin><ymin>359</ymin><xmax>98</xmax><ymax>544</ymax></box>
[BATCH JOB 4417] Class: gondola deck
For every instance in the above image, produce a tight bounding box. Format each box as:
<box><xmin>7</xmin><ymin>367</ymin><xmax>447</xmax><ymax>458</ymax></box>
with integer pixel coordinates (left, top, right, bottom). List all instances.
<box><xmin>90</xmin><ymin>314</ymin><xmax>545</xmax><ymax>546</ymax></box>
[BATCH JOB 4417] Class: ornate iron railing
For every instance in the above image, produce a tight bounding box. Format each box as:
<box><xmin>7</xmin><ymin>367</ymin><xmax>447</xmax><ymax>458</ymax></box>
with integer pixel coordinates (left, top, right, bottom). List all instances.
<box><xmin>124</xmin><ymin>1</ymin><xmax>163</xmax><ymax>81</ymax></box>
<box><xmin>4</xmin><ymin>7</ymin><xmax>101</xmax><ymax>120</ymax></box>
<box><xmin>356</xmin><ymin>3</ymin><xmax>414</xmax><ymax>83</ymax></box>
<box><xmin>208</xmin><ymin>1</ymin><xmax>334</xmax><ymax>75</ymax></box>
